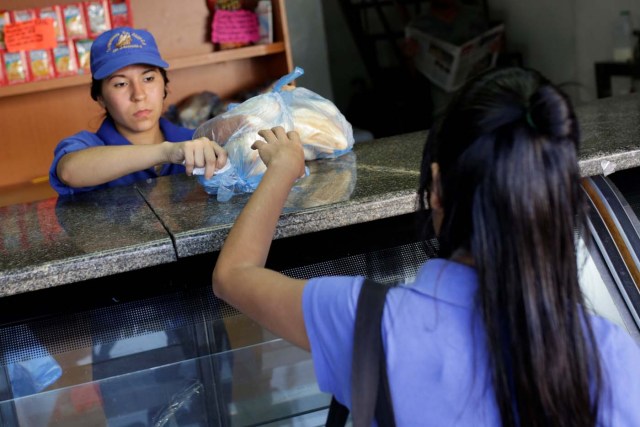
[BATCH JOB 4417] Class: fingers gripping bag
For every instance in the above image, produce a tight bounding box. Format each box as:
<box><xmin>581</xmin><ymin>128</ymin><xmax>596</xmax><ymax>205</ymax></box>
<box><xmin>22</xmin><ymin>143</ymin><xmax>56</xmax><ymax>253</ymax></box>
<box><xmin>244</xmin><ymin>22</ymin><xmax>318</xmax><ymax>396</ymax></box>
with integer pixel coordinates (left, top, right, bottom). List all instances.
<box><xmin>276</xmin><ymin>67</ymin><xmax>355</xmax><ymax>160</ymax></box>
<box><xmin>194</xmin><ymin>67</ymin><xmax>355</xmax><ymax>201</ymax></box>
<box><xmin>193</xmin><ymin>91</ymin><xmax>294</xmax><ymax>201</ymax></box>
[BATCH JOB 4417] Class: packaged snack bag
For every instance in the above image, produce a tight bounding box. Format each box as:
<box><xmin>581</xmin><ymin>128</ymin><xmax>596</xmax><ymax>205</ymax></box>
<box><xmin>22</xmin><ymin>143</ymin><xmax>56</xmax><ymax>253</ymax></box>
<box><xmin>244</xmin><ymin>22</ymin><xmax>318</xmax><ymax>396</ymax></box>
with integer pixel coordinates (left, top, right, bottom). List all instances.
<box><xmin>109</xmin><ymin>0</ymin><xmax>133</xmax><ymax>28</ymax></box>
<box><xmin>4</xmin><ymin>51</ymin><xmax>30</xmax><ymax>84</ymax></box>
<box><xmin>75</xmin><ymin>39</ymin><xmax>93</xmax><ymax>74</ymax></box>
<box><xmin>62</xmin><ymin>3</ymin><xmax>88</xmax><ymax>39</ymax></box>
<box><xmin>53</xmin><ymin>41</ymin><xmax>78</xmax><ymax>77</ymax></box>
<box><xmin>28</xmin><ymin>49</ymin><xmax>55</xmax><ymax>81</ymax></box>
<box><xmin>11</xmin><ymin>9</ymin><xmax>37</xmax><ymax>23</ymax></box>
<box><xmin>0</xmin><ymin>52</ymin><xmax>6</xmax><ymax>86</ymax></box>
<box><xmin>38</xmin><ymin>6</ymin><xmax>66</xmax><ymax>42</ymax></box>
<box><xmin>84</xmin><ymin>1</ymin><xmax>111</xmax><ymax>37</ymax></box>
<box><xmin>0</xmin><ymin>11</ymin><xmax>11</xmax><ymax>50</ymax></box>
<box><xmin>256</xmin><ymin>0</ymin><xmax>272</xmax><ymax>44</ymax></box>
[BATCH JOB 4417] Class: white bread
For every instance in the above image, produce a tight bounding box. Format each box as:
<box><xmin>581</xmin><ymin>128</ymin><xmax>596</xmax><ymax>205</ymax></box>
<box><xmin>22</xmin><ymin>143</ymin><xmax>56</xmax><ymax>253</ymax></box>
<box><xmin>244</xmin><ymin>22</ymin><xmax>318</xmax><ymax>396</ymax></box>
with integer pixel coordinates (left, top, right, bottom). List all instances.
<box><xmin>286</xmin><ymin>88</ymin><xmax>354</xmax><ymax>158</ymax></box>
<box><xmin>292</xmin><ymin>106</ymin><xmax>349</xmax><ymax>153</ymax></box>
<box><xmin>193</xmin><ymin>87</ymin><xmax>354</xmax><ymax>182</ymax></box>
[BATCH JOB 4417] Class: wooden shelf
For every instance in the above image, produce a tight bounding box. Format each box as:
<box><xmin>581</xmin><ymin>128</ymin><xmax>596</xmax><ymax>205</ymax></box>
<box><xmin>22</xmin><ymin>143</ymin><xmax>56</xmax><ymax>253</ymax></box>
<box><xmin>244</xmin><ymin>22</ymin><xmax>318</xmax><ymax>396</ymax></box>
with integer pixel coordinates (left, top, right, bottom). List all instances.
<box><xmin>0</xmin><ymin>0</ymin><xmax>292</xmax><ymax>192</ymax></box>
<box><xmin>0</xmin><ymin>42</ymin><xmax>287</xmax><ymax>99</ymax></box>
<box><xmin>170</xmin><ymin>42</ymin><xmax>287</xmax><ymax>71</ymax></box>
<box><xmin>0</xmin><ymin>74</ymin><xmax>92</xmax><ymax>99</ymax></box>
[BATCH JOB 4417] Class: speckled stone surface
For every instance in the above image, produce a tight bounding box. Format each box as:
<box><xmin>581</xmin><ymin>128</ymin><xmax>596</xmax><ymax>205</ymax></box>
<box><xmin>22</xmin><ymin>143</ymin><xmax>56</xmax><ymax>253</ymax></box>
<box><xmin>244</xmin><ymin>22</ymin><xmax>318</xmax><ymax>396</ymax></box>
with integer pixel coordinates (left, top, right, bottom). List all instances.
<box><xmin>137</xmin><ymin>132</ymin><xmax>424</xmax><ymax>258</ymax></box>
<box><xmin>0</xmin><ymin>185</ymin><xmax>176</xmax><ymax>297</ymax></box>
<box><xmin>577</xmin><ymin>93</ymin><xmax>640</xmax><ymax>176</ymax></box>
<box><xmin>4</xmin><ymin>93</ymin><xmax>640</xmax><ymax>296</ymax></box>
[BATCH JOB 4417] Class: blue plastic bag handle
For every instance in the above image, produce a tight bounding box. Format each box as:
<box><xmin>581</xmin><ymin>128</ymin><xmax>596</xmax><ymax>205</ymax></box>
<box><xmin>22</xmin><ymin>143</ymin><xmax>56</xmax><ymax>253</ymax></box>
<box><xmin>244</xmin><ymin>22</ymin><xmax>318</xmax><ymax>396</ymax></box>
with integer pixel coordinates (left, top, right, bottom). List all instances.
<box><xmin>272</xmin><ymin>66</ymin><xmax>305</xmax><ymax>92</ymax></box>
<box><xmin>226</xmin><ymin>66</ymin><xmax>305</xmax><ymax>112</ymax></box>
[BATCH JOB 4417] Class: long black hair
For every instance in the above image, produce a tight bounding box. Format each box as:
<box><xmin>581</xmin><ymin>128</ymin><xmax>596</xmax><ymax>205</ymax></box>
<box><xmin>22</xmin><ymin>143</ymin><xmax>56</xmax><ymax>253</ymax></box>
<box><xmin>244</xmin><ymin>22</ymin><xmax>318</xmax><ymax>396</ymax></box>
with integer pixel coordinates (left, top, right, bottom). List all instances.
<box><xmin>418</xmin><ymin>67</ymin><xmax>603</xmax><ymax>426</ymax></box>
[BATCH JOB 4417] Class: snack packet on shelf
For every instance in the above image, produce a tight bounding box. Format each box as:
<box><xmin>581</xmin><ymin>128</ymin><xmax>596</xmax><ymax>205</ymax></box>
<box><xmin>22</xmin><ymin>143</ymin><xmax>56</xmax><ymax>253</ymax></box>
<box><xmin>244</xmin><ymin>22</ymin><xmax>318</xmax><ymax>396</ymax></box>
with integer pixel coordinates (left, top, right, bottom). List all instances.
<box><xmin>0</xmin><ymin>11</ymin><xmax>11</xmax><ymax>51</ymax></box>
<box><xmin>4</xmin><ymin>51</ymin><xmax>30</xmax><ymax>85</ymax></box>
<box><xmin>38</xmin><ymin>6</ymin><xmax>66</xmax><ymax>42</ymax></box>
<box><xmin>61</xmin><ymin>3</ymin><xmax>88</xmax><ymax>40</ymax></box>
<box><xmin>28</xmin><ymin>49</ymin><xmax>55</xmax><ymax>81</ymax></box>
<box><xmin>84</xmin><ymin>0</ymin><xmax>112</xmax><ymax>38</ymax></box>
<box><xmin>53</xmin><ymin>41</ymin><xmax>78</xmax><ymax>77</ymax></box>
<box><xmin>75</xmin><ymin>39</ymin><xmax>93</xmax><ymax>74</ymax></box>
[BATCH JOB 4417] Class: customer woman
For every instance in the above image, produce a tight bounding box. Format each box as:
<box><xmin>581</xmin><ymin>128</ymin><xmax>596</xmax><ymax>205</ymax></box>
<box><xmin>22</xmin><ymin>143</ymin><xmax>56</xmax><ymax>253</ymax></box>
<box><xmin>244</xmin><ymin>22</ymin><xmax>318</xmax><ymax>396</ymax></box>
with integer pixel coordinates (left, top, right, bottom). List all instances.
<box><xmin>212</xmin><ymin>67</ymin><xmax>640</xmax><ymax>425</ymax></box>
<box><xmin>49</xmin><ymin>27</ymin><xmax>227</xmax><ymax>196</ymax></box>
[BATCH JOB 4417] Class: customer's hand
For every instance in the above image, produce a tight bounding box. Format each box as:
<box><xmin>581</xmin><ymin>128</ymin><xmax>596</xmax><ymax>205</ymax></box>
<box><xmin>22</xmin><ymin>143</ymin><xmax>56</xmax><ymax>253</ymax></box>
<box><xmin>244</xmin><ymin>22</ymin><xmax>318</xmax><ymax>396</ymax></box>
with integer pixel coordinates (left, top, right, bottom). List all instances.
<box><xmin>252</xmin><ymin>127</ymin><xmax>306</xmax><ymax>181</ymax></box>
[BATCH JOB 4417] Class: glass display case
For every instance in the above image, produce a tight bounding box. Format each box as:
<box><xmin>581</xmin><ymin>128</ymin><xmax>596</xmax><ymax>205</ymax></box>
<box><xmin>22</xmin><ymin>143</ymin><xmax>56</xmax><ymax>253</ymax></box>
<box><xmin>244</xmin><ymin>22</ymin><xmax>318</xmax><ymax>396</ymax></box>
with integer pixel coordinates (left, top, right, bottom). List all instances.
<box><xmin>0</xmin><ymin>213</ymin><xmax>431</xmax><ymax>426</ymax></box>
<box><xmin>0</xmin><ymin>183</ymin><xmax>639</xmax><ymax>426</ymax></box>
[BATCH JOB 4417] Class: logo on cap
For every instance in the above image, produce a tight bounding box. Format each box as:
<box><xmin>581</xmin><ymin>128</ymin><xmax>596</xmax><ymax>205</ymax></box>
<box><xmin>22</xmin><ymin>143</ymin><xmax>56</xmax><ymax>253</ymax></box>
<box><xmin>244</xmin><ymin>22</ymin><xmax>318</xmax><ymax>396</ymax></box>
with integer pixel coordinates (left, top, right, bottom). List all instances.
<box><xmin>106</xmin><ymin>31</ymin><xmax>147</xmax><ymax>54</ymax></box>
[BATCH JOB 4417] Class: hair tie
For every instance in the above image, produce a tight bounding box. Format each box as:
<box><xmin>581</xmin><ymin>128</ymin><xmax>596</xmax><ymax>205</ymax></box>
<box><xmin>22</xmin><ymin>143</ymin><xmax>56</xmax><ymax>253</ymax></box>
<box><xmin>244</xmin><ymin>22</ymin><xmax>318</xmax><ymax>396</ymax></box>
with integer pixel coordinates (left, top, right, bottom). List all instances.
<box><xmin>526</xmin><ymin>111</ymin><xmax>537</xmax><ymax>130</ymax></box>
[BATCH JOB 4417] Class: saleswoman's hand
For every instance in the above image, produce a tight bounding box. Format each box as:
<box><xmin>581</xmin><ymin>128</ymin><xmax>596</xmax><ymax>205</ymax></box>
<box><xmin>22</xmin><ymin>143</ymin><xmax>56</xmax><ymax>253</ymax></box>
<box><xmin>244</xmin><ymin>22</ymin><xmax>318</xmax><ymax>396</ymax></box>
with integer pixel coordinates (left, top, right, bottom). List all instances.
<box><xmin>166</xmin><ymin>137</ymin><xmax>228</xmax><ymax>179</ymax></box>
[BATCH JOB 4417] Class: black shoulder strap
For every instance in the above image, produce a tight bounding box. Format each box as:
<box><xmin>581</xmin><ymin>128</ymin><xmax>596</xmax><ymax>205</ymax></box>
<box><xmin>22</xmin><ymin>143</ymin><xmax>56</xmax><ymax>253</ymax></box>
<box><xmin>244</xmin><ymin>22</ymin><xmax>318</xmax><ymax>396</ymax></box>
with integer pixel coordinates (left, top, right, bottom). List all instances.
<box><xmin>325</xmin><ymin>279</ymin><xmax>396</xmax><ymax>427</ymax></box>
<box><xmin>326</xmin><ymin>395</ymin><xmax>349</xmax><ymax>426</ymax></box>
<box><xmin>352</xmin><ymin>279</ymin><xmax>395</xmax><ymax>427</ymax></box>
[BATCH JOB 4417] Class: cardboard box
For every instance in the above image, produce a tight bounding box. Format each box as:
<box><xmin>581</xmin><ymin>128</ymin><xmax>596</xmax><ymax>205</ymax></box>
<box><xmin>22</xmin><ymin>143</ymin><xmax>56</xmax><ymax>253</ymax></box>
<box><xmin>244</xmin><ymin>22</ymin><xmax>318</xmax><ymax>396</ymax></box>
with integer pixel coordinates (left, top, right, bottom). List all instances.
<box><xmin>406</xmin><ymin>23</ymin><xmax>504</xmax><ymax>92</ymax></box>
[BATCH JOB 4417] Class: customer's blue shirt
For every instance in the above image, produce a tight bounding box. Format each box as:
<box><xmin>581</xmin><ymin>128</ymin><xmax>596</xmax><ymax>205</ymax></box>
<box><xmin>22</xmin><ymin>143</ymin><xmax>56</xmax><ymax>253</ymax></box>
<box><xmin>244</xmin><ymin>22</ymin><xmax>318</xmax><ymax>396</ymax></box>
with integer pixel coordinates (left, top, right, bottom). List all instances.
<box><xmin>303</xmin><ymin>258</ymin><xmax>640</xmax><ymax>426</ymax></box>
<box><xmin>49</xmin><ymin>117</ymin><xmax>194</xmax><ymax>196</ymax></box>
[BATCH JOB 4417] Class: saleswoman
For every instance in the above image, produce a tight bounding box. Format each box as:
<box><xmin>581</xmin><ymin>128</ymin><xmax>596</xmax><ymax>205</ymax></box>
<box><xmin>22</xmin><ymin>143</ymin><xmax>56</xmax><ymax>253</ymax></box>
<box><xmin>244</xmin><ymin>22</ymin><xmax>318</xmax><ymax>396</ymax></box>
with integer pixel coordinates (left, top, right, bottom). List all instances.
<box><xmin>49</xmin><ymin>27</ymin><xmax>227</xmax><ymax>196</ymax></box>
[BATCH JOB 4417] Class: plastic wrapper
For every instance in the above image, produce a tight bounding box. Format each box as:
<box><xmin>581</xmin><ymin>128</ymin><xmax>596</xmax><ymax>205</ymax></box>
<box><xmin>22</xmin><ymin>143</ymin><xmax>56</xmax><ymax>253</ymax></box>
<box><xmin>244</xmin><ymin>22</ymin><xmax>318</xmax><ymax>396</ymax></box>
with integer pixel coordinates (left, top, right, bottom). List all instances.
<box><xmin>109</xmin><ymin>0</ymin><xmax>132</xmax><ymax>27</ymax></box>
<box><xmin>75</xmin><ymin>39</ymin><xmax>92</xmax><ymax>74</ymax></box>
<box><xmin>53</xmin><ymin>40</ymin><xmax>78</xmax><ymax>77</ymax></box>
<box><xmin>28</xmin><ymin>49</ymin><xmax>55</xmax><ymax>81</ymax></box>
<box><xmin>85</xmin><ymin>0</ymin><xmax>112</xmax><ymax>38</ymax></box>
<box><xmin>194</xmin><ymin>67</ymin><xmax>354</xmax><ymax>202</ymax></box>
<box><xmin>4</xmin><ymin>51</ymin><xmax>30</xmax><ymax>85</ymax></box>
<box><xmin>284</xmin><ymin>151</ymin><xmax>357</xmax><ymax>209</ymax></box>
<box><xmin>4</xmin><ymin>325</ymin><xmax>62</xmax><ymax>398</ymax></box>
<box><xmin>194</xmin><ymin>91</ymin><xmax>293</xmax><ymax>201</ymax></box>
<box><xmin>0</xmin><ymin>11</ymin><xmax>11</xmax><ymax>51</ymax></box>
<box><xmin>62</xmin><ymin>3</ymin><xmax>88</xmax><ymax>40</ymax></box>
<box><xmin>281</xmin><ymin>86</ymin><xmax>354</xmax><ymax>160</ymax></box>
<box><xmin>38</xmin><ymin>6</ymin><xmax>66</xmax><ymax>42</ymax></box>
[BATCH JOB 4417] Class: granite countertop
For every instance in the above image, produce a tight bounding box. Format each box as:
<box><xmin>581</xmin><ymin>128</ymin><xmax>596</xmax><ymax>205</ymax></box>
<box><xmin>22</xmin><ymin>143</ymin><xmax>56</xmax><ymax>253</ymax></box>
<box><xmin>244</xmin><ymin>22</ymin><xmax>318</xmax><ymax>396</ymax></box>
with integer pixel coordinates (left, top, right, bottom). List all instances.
<box><xmin>2</xmin><ymin>93</ymin><xmax>640</xmax><ymax>297</ymax></box>
<box><xmin>577</xmin><ymin>93</ymin><xmax>640</xmax><ymax>176</ymax></box>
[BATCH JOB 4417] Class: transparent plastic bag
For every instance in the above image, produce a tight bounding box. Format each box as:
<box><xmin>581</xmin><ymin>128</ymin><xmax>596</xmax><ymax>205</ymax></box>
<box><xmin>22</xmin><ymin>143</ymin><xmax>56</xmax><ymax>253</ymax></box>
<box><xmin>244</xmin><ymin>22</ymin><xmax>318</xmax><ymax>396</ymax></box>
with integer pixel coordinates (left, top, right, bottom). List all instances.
<box><xmin>285</xmin><ymin>151</ymin><xmax>357</xmax><ymax>209</ymax></box>
<box><xmin>281</xmin><ymin>86</ymin><xmax>355</xmax><ymax>160</ymax></box>
<box><xmin>194</xmin><ymin>92</ymin><xmax>294</xmax><ymax>201</ymax></box>
<box><xmin>194</xmin><ymin>67</ymin><xmax>354</xmax><ymax>201</ymax></box>
<box><xmin>4</xmin><ymin>325</ymin><xmax>62</xmax><ymax>398</ymax></box>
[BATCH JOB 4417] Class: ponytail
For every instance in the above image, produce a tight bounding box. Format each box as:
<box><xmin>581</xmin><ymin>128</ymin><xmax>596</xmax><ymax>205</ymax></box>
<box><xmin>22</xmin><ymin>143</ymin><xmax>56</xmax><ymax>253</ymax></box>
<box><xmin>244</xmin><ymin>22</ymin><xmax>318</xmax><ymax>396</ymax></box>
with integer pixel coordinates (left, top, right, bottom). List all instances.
<box><xmin>419</xmin><ymin>67</ymin><xmax>603</xmax><ymax>426</ymax></box>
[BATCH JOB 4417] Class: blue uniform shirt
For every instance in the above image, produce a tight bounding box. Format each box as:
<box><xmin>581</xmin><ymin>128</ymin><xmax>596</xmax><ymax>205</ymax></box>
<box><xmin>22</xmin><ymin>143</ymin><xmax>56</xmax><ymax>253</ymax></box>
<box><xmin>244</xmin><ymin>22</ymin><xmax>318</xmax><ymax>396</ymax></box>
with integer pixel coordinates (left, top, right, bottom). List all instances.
<box><xmin>303</xmin><ymin>258</ymin><xmax>640</xmax><ymax>426</ymax></box>
<box><xmin>49</xmin><ymin>117</ymin><xmax>194</xmax><ymax>196</ymax></box>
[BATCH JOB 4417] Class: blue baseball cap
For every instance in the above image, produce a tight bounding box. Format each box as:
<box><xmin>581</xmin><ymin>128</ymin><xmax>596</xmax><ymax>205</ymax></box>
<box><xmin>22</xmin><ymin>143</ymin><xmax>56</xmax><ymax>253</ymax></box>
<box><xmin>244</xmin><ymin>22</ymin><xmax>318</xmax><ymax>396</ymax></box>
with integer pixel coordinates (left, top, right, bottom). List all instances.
<box><xmin>90</xmin><ymin>27</ymin><xmax>169</xmax><ymax>80</ymax></box>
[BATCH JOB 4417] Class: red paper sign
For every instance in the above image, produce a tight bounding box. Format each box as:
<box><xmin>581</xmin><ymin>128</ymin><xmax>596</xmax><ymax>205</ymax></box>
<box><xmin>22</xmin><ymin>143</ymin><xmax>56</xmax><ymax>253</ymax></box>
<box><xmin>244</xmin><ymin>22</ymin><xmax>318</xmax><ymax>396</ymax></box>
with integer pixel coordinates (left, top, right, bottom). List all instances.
<box><xmin>212</xmin><ymin>10</ymin><xmax>259</xmax><ymax>44</ymax></box>
<box><xmin>5</xmin><ymin>18</ymin><xmax>57</xmax><ymax>53</ymax></box>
